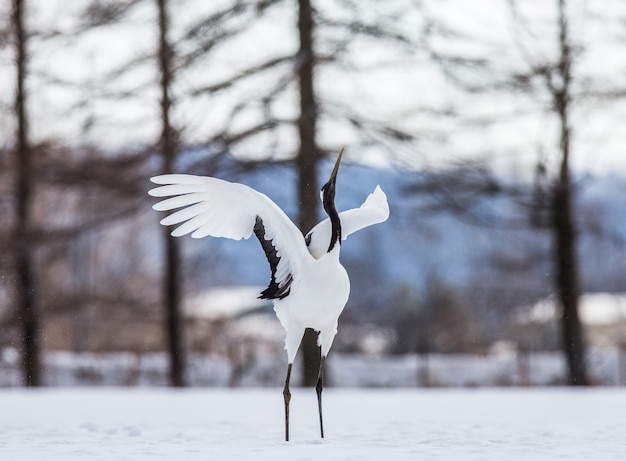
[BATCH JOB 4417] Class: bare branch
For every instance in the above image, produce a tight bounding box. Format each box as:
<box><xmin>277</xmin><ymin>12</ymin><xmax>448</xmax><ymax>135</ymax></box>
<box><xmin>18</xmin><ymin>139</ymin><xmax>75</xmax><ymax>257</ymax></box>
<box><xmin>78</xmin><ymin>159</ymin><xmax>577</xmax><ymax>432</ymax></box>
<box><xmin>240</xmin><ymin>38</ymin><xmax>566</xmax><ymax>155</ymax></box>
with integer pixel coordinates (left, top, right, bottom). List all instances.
<box><xmin>190</xmin><ymin>54</ymin><xmax>294</xmax><ymax>96</ymax></box>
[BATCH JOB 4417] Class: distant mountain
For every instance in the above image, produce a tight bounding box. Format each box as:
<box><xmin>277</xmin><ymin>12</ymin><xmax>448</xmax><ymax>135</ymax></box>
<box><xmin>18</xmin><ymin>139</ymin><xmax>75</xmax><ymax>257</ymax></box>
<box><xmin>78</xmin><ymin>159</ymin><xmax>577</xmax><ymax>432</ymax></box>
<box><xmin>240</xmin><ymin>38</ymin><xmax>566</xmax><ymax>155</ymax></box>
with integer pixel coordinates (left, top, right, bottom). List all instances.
<box><xmin>182</xmin><ymin>157</ymin><xmax>626</xmax><ymax>319</ymax></box>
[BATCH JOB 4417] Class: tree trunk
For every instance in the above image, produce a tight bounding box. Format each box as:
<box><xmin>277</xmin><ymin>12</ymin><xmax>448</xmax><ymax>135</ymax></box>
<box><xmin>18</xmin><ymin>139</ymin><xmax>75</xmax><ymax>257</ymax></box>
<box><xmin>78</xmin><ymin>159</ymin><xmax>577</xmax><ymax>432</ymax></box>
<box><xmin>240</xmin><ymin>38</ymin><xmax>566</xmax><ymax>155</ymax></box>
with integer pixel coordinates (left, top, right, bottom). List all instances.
<box><xmin>13</xmin><ymin>0</ymin><xmax>41</xmax><ymax>387</ymax></box>
<box><xmin>552</xmin><ymin>0</ymin><xmax>588</xmax><ymax>386</ymax></box>
<box><xmin>296</xmin><ymin>0</ymin><xmax>322</xmax><ymax>387</ymax></box>
<box><xmin>157</xmin><ymin>0</ymin><xmax>186</xmax><ymax>387</ymax></box>
<box><xmin>552</xmin><ymin>179</ymin><xmax>587</xmax><ymax>385</ymax></box>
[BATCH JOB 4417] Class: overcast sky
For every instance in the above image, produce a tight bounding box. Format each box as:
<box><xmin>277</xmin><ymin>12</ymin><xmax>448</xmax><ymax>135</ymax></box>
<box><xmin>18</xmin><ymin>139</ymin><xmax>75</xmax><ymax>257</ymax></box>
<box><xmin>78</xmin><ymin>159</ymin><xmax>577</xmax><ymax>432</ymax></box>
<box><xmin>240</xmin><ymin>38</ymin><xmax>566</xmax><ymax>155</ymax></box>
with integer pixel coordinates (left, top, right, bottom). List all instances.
<box><xmin>2</xmin><ymin>0</ymin><xmax>625</xmax><ymax>176</ymax></box>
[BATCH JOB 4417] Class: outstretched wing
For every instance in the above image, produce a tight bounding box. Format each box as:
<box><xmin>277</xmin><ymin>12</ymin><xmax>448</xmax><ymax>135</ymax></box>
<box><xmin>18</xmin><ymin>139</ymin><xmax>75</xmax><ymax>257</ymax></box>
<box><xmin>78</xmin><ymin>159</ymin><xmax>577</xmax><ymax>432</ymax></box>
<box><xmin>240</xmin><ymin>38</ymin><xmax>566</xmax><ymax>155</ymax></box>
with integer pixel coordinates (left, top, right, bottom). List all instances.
<box><xmin>305</xmin><ymin>185</ymin><xmax>389</xmax><ymax>259</ymax></box>
<box><xmin>149</xmin><ymin>174</ymin><xmax>312</xmax><ymax>300</ymax></box>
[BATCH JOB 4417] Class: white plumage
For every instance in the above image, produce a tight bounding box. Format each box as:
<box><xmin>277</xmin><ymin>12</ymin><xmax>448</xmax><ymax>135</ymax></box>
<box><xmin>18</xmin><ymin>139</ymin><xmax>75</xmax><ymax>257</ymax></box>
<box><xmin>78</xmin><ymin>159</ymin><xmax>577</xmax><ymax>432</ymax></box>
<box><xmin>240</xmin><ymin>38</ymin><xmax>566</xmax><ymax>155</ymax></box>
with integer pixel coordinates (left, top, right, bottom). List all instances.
<box><xmin>149</xmin><ymin>176</ymin><xmax>388</xmax><ymax>358</ymax></box>
<box><xmin>150</xmin><ymin>174</ymin><xmax>306</xmax><ymax>297</ymax></box>
<box><xmin>149</xmin><ymin>152</ymin><xmax>389</xmax><ymax>440</ymax></box>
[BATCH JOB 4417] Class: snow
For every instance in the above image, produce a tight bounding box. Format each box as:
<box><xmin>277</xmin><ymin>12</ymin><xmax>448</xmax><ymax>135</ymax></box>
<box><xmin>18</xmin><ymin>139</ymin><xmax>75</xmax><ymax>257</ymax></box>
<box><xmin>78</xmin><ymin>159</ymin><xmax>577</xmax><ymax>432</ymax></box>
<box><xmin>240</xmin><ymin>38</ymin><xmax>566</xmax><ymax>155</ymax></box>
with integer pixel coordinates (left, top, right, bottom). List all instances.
<box><xmin>1</xmin><ymin>388</ymin><xmax>625</xmax><ymax>460</ymax></box>
<box><xmin>3</xmin><ymin>348</ymin><xmax>626</xmax><ymax>387</ymax></box>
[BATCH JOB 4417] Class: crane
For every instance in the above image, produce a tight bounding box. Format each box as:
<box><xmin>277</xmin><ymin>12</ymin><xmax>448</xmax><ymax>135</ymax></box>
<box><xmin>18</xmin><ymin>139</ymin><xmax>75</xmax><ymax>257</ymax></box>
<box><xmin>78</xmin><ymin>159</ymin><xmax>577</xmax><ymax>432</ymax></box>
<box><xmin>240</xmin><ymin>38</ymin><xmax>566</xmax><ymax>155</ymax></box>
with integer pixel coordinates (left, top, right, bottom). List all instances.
<box><xmin>148</xmin><ymin>149</ymin><xmax>389</xmax><ymax>440</ymax></box>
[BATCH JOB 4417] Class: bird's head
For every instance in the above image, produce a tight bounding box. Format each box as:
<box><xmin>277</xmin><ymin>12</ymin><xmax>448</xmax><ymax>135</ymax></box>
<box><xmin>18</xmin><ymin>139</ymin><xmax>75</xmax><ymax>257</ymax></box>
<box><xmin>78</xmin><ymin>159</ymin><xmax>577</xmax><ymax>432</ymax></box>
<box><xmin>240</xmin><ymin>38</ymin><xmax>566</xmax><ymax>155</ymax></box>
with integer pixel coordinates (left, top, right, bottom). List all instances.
<box><xmin>321</xmin><ymin>147</ymin><xmax>343</xmax><ymax>214</ymax></box>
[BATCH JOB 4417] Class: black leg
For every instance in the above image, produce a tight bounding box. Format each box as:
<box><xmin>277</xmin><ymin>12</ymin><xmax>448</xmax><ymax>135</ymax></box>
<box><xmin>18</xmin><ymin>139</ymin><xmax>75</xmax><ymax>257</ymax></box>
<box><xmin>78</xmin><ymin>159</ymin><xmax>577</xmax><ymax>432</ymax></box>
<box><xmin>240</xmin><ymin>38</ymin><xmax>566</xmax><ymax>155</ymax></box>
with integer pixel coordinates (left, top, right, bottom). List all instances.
<box><xmin>283</xmin><ymin>363</ymin><xmax>293</xmax><ymax>442</ymax></box>
<box><xmin>315</xmin><ymin>355</ymin><xmax>326</xmax><ymax>438</ymax></box>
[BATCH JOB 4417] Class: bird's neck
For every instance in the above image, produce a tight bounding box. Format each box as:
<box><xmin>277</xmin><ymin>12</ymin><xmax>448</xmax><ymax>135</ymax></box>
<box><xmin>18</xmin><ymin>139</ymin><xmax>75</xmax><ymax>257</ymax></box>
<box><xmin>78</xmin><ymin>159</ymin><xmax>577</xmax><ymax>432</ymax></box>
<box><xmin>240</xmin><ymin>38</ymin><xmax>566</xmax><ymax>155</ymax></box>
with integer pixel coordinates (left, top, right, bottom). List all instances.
<box><xmin>326</xmin><ymin>203</ymin><xmax>342</xmax><ymax>253</ymax></box>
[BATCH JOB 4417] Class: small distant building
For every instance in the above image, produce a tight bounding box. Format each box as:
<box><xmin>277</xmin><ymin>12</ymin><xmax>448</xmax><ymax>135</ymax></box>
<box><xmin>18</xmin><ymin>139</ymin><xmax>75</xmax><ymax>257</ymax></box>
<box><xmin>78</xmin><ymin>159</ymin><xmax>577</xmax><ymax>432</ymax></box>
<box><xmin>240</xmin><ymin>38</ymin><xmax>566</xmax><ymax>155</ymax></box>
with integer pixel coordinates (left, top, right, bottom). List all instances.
<box><xmin>184</xmin><ymin>286</ymin><xmax>284</xmax><ymax>357</ymax></box>
<box><xmin>518</xmin><ymin>293</ymin><xmax>626</xmax><ymax>348</ymax></box>
<box><xmin>184</xmin><ymin>286</ymin><xmax>270</xmax><ymax>321</ymax></box>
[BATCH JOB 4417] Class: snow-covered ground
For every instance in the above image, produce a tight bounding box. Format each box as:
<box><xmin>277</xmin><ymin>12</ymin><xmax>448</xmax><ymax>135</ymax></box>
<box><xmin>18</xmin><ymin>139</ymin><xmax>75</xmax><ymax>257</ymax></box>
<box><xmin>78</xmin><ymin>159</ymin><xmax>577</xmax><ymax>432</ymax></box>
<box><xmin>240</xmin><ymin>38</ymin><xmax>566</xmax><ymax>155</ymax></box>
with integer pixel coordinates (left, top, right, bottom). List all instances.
<box><xmin>1</xmin><ymin>388</ymin><xmax>624</xmax><ymax>460</ymax></box>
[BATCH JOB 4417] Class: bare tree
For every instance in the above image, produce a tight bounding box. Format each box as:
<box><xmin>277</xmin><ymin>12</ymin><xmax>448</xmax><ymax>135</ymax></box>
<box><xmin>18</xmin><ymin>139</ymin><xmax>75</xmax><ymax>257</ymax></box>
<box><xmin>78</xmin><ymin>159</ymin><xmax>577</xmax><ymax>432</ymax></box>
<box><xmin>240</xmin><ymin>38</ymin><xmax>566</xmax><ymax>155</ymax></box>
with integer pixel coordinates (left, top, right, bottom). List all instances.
<box><xmin>295</xmin><ymin>0</ymin><xmax>323</xmax><ymax>387</ymax></box>
<box><xmin>156</xmin><ymin>0</ymin><xmax>186</xmax><ymax>387</ymax></box>
<box><xmin>548</xmin><ymin>0</ymin><xmax>586</xmax><ymax>385</ymax></box>
<box><xmin>292</xmin><ymin>0</ymin><xmax>418</xmax><ymax>386</ymax></box>
<box><xmin>499</xmin><ymin>0</ymin><xmax>588</xmax><ymax>384</ymax></box>
<box><xmin>1</xmin><ymin>0</ymin><xmax>167</xmax><ymax>376</ymax></box>
<box><xmin>420</xmin><ymin>0</ymin><xmax>626</xmax><ymax>384</ymax></box>
<box><xmin>12</xmin><ymin>0</ymin><xmax>41</xmax><ymax>386</ymax></box>
<box><xmin>72</xmin><ymin>0</ymin><xmax>186</xmax><ymax>385</ymax></box>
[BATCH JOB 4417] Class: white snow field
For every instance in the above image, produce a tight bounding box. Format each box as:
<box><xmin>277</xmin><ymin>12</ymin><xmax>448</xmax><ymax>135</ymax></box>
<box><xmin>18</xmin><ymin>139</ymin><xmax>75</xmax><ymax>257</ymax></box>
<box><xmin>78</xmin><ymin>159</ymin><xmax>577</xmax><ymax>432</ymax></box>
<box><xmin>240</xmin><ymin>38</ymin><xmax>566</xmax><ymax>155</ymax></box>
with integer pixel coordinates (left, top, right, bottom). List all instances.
<box><xmin>1</xmin><ymin>388</ymin><xmax>624</xmax><ymax>461</ymax></box>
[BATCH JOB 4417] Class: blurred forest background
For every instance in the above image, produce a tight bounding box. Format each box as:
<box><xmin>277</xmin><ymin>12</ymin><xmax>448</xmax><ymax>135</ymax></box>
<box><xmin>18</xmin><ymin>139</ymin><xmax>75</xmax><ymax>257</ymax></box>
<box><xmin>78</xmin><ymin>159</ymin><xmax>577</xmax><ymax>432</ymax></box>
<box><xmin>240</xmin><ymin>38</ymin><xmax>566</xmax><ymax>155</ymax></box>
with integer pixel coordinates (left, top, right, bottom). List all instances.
<box><xmin>1</xmin><ymin>0</ymin><xmax>626</xmax><ymax>388</ymax></box>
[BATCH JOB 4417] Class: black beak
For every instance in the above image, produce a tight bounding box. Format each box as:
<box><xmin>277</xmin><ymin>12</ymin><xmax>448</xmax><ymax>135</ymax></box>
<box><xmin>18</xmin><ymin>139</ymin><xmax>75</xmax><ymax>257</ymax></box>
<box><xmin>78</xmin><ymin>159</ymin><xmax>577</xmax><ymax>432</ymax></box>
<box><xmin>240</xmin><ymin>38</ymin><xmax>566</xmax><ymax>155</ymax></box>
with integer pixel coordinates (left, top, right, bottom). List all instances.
<box><xmin>328</xmin><ymin>147</ymin><xmax>344</xmax><ymax>186</ymax></box>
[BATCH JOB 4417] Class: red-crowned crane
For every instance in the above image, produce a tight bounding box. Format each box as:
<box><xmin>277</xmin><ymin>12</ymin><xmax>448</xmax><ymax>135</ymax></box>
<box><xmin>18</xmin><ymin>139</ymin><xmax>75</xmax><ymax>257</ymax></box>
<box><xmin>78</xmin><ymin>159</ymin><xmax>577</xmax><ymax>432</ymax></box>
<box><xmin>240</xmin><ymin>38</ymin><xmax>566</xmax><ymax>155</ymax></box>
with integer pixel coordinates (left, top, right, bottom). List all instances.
<box><xmin>149</xmin><ymin>149</ymin><xmax>389</xmax><ymax>441</ymax></box>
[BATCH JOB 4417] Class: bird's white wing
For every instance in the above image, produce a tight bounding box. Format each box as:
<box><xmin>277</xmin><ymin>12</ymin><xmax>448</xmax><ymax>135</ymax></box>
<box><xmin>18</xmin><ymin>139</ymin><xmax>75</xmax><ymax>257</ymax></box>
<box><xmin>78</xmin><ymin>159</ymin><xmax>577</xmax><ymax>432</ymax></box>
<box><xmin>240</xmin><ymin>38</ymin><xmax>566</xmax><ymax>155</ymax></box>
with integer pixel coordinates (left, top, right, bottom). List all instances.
<box><xmin>305</xmin><ymin>185</ymin><xmax>389</xmax><ymax>259</ymax></box>
<box><xmin>149</xmin><ymin>174</ymin><xmax>313</xmax><ymax>299</ymax></box>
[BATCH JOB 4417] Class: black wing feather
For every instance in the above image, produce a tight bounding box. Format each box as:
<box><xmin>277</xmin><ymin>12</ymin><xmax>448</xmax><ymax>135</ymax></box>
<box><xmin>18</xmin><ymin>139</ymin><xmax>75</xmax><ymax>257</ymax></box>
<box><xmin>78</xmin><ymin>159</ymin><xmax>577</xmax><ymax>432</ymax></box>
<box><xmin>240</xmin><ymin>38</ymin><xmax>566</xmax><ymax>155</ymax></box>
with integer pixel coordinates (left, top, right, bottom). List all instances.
<box><xmin>253</xmin><ymin>216</ymin><xmax>293</xmax><ymax>300</ymax></box>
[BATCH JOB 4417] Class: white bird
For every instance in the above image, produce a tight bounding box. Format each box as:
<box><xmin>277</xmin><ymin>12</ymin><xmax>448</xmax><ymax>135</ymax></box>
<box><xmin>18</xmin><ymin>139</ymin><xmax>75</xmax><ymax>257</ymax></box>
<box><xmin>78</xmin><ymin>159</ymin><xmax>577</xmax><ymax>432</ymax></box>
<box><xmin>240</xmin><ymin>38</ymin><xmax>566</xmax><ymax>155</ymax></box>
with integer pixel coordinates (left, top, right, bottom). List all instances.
<box><xmin>148</xmin><ymin>149</ymin><xmax>389</xmax><ymax>441</ymax></box>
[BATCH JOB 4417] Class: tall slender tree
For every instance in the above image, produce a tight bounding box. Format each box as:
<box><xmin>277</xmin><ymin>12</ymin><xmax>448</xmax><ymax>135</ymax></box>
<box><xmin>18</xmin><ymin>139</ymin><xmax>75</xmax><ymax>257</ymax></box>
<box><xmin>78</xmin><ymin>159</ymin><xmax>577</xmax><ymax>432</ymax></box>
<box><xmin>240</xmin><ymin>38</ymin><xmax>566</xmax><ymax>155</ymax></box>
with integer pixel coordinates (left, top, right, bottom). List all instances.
<box><xmin>550</xmin><ymin>0</ymin><xmax>586</xmax><ymax>385</ymax></box>
<box><xmin>156</xmin><ymin>0</ymin><xmax>186</xmax><ymax>387</ymax></box>
<box><xmin>12</xmin><ymin>0</ymin><xmax>41</xmax><ymax>386</ymax></box>
<box><xmin>296</xmin><ymin>0</ymin><xmax>322</xmax><ymax>387</ymax></box>
<box><xmin>419</xmin><ymin>0</ymin><xmax>626</xmax><ymax>384</ymax></box>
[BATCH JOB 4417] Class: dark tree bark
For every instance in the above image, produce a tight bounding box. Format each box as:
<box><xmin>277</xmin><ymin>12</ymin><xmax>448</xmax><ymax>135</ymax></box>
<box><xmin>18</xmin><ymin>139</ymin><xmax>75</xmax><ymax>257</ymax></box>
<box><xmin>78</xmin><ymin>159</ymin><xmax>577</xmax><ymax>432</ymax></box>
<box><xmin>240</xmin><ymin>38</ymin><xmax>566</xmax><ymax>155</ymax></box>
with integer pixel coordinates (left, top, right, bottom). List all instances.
<box><xmin>551</xmin><ymin>0</ymin><xmax>588</xmax><ymax>385</ymax></box>
<box><xmin>296</xmin><ymin>0</ymin><xmax>322</xmax><ymax>387</ymax></box>
<box><xmin>157</xmin><ymin>0</ymin><xmax>186</xmax><ymax>387</ymax></box>
<box><xmin>12</xmin><ymin>0</ymin><xmax>41</xmax><ymax>387</ymax></box>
